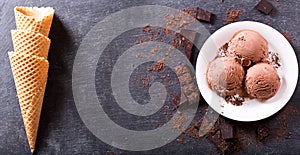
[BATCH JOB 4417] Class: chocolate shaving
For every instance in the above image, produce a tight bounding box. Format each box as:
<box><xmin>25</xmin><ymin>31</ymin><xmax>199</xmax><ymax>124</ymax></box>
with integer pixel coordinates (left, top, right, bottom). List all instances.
<box><xmin>266</xmin><ymin>51</ymin><xmax>281</xmax><ymax>68</ymax></box>
<box><xmin>225</xmin><ymin>94</ymin><xmax>245</xmax><ymax>106</ymax></box>
<box><xmin>218</xmin><ymin>43</ymin><xmax>228</xmax><ymax>57</ymax></box>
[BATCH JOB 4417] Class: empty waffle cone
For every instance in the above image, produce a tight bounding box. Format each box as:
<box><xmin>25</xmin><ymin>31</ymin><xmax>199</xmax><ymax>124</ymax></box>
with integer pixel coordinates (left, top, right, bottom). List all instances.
<box><xmin>14</xmin><ymin>7</ymin><xmax>54</xmax><ymax>36</ymax></box>
<box><xmin>11</xmin><ymin>30</ymin><xmax>50</xmax><ymax>59</ymax></box>
<box><xmin>8</xmin><ymin>52</ymin><xmax>49</xmax><ymax>153</ymax></box>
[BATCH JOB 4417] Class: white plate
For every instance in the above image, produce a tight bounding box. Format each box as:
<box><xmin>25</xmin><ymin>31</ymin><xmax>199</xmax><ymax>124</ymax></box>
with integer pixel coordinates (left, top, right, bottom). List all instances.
<box><xmin>196</xmin><ymin>21</ymin><xmax>299</xmax><ymax>122</ymax></box>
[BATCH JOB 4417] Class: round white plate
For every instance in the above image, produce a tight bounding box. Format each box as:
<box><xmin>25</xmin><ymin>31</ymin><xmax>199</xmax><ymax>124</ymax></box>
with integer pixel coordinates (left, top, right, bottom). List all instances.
<box><xmin>196</xmin><ymin>21</ymin><xmax>299</xmax><ymax>122</ymax></box>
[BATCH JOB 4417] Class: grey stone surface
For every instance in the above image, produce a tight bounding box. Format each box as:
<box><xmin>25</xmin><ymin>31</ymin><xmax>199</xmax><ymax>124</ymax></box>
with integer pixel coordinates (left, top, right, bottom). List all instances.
<box><xmin>0</xmin><ymin>0</ymin><xmax>299</xmax><ymax>154</ymax></box>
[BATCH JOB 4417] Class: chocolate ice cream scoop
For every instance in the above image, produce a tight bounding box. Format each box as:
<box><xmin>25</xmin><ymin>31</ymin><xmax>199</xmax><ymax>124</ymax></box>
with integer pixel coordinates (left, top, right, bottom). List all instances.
<box><xmin>206</xmin><ymin>57</ymin><xmax>245</xmax><ymax>96</ymax></box>
<box><xmin>228</xmin><ymin>30</ymin><xmax>268</xmax><ymax>66</ymax></box>
<box><xmin>245</xmin><ymin>63</ymin><xmax>280</xmax><ymax>100</ymax></box>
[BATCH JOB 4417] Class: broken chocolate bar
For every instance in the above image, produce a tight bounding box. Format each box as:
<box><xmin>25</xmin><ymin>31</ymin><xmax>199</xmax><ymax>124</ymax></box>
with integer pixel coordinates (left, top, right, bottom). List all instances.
<box><xmin>220</xmin><ymin>121</ymin><xmax>233</xmax><ymax>139</ymax></box>
<box><xmin>196</xmin><ymin>7</ymin><xmax>212</xmax><ymax>22</ymax></box>
<box><xmin>180</xmin><ymin>29</ymin><xmax>197</xmax><ymax>60</ymax></box>
<box><xmin>180</xmin><ymin>29</ymin><xmax>197</xmax><ymax>42</ymax></box>
<box><xmin>255</xmin><ymin>0</ymin><xmax>274</xmax><ymax>15</ymax></box>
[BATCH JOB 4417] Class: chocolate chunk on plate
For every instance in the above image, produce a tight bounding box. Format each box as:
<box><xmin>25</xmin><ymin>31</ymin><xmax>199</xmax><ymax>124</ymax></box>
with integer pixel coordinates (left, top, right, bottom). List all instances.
<box><xmin>255</xmin><ymin>0</ymin><xmax>274</xmax><ymax>15</ymax></box>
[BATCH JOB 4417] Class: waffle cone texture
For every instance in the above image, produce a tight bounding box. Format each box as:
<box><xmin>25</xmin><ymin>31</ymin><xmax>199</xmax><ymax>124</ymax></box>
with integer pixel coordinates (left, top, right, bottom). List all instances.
<box><xmin>9</xmin><ymin>6</ymin><xmax>54</xmax><ymax>153</ymax></box>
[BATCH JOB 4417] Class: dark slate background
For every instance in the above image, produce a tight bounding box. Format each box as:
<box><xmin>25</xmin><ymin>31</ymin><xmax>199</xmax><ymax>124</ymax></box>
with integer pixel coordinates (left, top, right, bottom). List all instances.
<box><xmin>0</xmin><ymin>0</ymin><xmax>299</xmax><ymax>154</ymax></box>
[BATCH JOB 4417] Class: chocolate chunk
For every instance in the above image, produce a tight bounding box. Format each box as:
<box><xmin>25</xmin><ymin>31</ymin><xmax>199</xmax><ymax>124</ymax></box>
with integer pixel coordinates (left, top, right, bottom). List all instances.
<box><xmin>255</xmin><ymin>0</ymin><xmax>274</xmax><ymax>15</ymax></box>
<box><xmin>180</xmin><ymin>29</ymin><xmax>197</xmax><ymax>60</ymax></box>
<box><xmin>257</xmin><ymin>125</ymin><xmax>270</xmax><ymax>141</ymax></box>
<box><xmin>211</xmin><ymin>130</ymin><xmax>229</xmax><ymax>153</ymax></box>
<box><xmin>196</xmin><ymin>7</ymin><xmax>212</xmax><ymax>22</ymax></box>
<box><xmin>184</xmin><ymin>42</ymin><xmax>193</xmax><ymax>60</ymax></box>
<box><xmin>180</xmin><ymin>29</ymin><xmax>197</xmax><ymax>42</ymax></box>
<box><xmin>220</xmin><ymin>122</ymin><xmax>233</xmax><ymax>139</ymax></box>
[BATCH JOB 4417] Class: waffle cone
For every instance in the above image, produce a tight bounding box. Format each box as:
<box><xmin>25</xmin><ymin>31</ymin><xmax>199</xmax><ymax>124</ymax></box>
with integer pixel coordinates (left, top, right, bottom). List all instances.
<box><xmin>8</xmin><ymin>52</ymin><xmax>49</xmax><ymax>153</ymax></box>
<box><xmin>14</xmin><ymin>7</ymin><xmax>54</xmax><ymax>36</ymax></box>
<box><xmin>11</xmin><ymin>30</ymin><xmax>50</xmax><ymax>59</ymax></box>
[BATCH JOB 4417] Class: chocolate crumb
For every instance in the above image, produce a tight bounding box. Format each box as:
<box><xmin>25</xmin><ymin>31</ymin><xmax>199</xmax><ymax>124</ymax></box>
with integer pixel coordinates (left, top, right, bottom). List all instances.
<box><xmin>281</xmin><ymin>32</ymin><xmax>293</xmax><ymax>42</ymax></box>
<box><xmin>141</xmin><ymin>75</ymin><xmax>150</xmax><ymax>87</ymax></box>
<box><xmin>184</xmin><ymin>124</ymin><xmax>200</xmax><ymax>138</ymax></box>
<box><xmin>176</xmin><ymin>138</ymin><xmax>185</xmax><ymax>144</ymax></box>
<box><xmin>265</xmin><ymin>51</ymin><xmax>281</xmax><ymax>68</ymax></box>
<box><xmin>218</xmin><ymin>43</ymin><xmax>228</xmax><ymax>57</ymax></box>
<box><xmin>147</xmin><ymin>61</ymin><xmax>165</xmax><ymax>72</ymax></box>
<box><xmin>226</xmin><ymin>9</ymin><xmax>241</xmax><ymax>24</ymax></box>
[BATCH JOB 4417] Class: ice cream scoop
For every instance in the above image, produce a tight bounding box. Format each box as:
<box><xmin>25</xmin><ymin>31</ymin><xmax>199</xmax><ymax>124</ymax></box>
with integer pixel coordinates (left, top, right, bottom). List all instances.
<box><xmin>206</xmin><ymin>57</ymin><xmax>245</xmax><ymax>96</ymax></box>
<box><xmin>228</xmin><ymin>30</ymin><xmax>268</xmax><ymax>66</ymax></box>
<box><xmin>245</xmin><ymin>63</ymin><xmax>280</xmax><ymax>100</ymax></box>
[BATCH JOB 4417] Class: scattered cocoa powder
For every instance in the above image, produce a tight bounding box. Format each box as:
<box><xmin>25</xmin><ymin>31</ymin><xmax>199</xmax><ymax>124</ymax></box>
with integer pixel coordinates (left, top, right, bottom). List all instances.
<box><xmin>141</xmin><ymin>75</ymin><xmax>150</xmax><ymax>87</ymax></box>
<box><xmin>171</xmin><ymin>112</ymin><xmax>187</xmax><ymax>133</ymax></box>
<box><xmin>274</xmin><ymin>105</ymin><xmax>299</xmax><ymax>140</ymax></box>
<box><xmin>147</xmin><ymin>61</ymin><xmax>165</xmax><ymax>72</ymax></box>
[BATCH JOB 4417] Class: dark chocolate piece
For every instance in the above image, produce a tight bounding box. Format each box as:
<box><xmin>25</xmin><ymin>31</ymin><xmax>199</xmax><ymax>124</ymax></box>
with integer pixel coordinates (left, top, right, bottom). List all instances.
<box><xmin>255</xmin><ymin>0</ymin><xmax>274</xmax><ymax>15</ymax></box>
<box><xmin>180</xmin><ymin>29</ymin><xmax>197</xmax><ymax>43</ymax></box>
<box><xmin>196</xmin><ymin>7</ymin><xmax>212</xmax><ymax>22</ymax></box>
<box><xmin>184</xmin><ymin>42</ymin><xmax>193</xmax><ymax>60</ymax></box>
<box><xmin>220</xmin><ymin>122</ymin><xmax>233</xmax><ymax>139</ymax></box>
<box><xmin>179</xmin><ymin>29</ymin><xmax>197</xmax><ymax>60</ymax></box>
